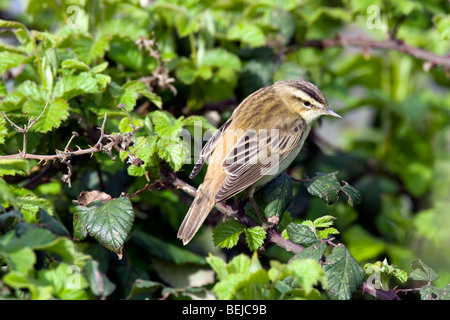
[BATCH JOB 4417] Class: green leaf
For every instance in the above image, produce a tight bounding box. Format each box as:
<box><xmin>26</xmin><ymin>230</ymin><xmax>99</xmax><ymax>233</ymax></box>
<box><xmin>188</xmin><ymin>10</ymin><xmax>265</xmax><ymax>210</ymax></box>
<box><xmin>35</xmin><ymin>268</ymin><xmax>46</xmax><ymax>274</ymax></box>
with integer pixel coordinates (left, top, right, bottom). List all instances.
<box><xmin>286</xmin><ymin>223</ymin><xmax>319</xmax><ymax>246</ymax></box>
<box><xmin>244</xmin><ymin>226</ymin><xmax>266</xmax><ymax>251</ymax></box>
<box><xmin>60</xmin><ymin>59</ymin><xmax>90</xmax><ymax>71</ymax></box>
<box><xmin>340</xmin><ymin>182</ymin><xmax>362</xmax><ymax>206</ymax></box>
<box><xmin>286</xmin><ymin>258</ymin><xmax>328</xmax><ymax>295</ymax></box>
<box><xmin>116</xmin><ymin>81</ymin><xmax>162</xmax><ymax>111</ymax></box>
<box><xmin>294</xmin><ymin>241</ymin><xmax>327</xmax><ymax>262</ymax></box>
<box><xmin>420</xmin><ymin>285</ymin><xmax>450</xmax><ymax>300</ymax></box>
<box><xmin>23</xmin><ymin>98</ymin><xmax>70</xmax><ymax>133</ymax></box>
<box><xmin>303</xmin><ymin>172</ymin><xmax>341</xmax><ymax>204</ymax></box>
<box><xmin>323</xmin><ymin>245</ymin><xmax>365</xmax><ymax>300</ymax></box>
<box><xmin>257</xmin><ymin>173</ymin><xmax>293</xmax><ymax>219</ymax></box>
<box><xmin>226</xmin><ymin>21</ymin><xmax>266</xmax><ymax>47</ymax></box>
<box><xmin>409</xmin><ymin>259</ymin><xmax>439</xmax><ymax>283</ymax></box>
<box><xmin>53</xmin><ymin>72</ymin><xmax>100</xmax><ymax>100</ymax></box>
<box><xmin>73</xmin><ymin>34</ymin><xmax>110</xmax><ymax>64</ymax></box>
<box><xmin>213</xmin><ymin>219</ymin><xmax>246</xmax><ymax>249</ymax></box>
<box><xmin>73</xmin><ymin>196</ymin><xmax>134</xmax><ymax>258</ymax></box>
<box><xmin>206</xmin><ymin>253</ymin><xmax>229</xmax><ymax>281</ymax></box>
<box><xmin>149</xmin><ymin>110</ymin><xmax>183</xmax><ymax>137</ymax></box>
<box><xmin>0</xmin><ymin>231</ymin><xmax>36</xmax><ymax>274</ymax></box>
<box><xmin>302</xmin><ymin>172</ymin><xmax>361</xmax><ymax>206</ymax></box>
<box><xmin>157</xmin><ymin>138</ymin><xmax>186</xmax><ymax>172</ymax></box>
<box><xmin>0</xmin><ymin>51</ymin><xmax>27</xmax><ymax>74</ymax></box>
<box><xmin>200</xmin><ymin>48</ymin><xmax>242</xmax><ymax>71</ymax></box>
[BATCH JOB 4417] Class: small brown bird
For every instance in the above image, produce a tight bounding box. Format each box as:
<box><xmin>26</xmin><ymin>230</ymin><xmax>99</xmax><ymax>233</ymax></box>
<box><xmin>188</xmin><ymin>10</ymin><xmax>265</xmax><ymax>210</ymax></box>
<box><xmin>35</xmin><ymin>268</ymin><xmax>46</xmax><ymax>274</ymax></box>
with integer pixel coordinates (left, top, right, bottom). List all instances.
<box><xmin>178</xmin><ymin>79</ymin><xmax>341</xmax><ymax>245</ymax></box>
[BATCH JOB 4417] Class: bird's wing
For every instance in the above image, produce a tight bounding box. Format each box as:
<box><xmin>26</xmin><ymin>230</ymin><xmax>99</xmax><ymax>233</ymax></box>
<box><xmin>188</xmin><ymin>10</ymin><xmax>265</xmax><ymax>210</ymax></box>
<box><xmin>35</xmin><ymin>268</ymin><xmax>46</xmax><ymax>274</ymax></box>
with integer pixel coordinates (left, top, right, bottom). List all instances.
<box><xmin>215</xmin><ymin>119</ymin><xmax>306</xmax><ymax>202</ymax></box>
<box><xmin>189</xmin><ymin>118</ymin><xmax>232</xmax><ymax>179</ymax></box>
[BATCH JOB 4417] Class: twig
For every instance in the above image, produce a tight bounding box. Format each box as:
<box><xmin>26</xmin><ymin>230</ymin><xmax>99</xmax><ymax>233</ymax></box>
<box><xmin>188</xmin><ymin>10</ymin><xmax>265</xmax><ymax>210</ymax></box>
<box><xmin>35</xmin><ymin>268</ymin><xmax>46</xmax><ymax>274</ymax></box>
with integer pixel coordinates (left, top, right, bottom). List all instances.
<box><xmin>300</xmin><ymin>36</ymin><xmax>450</xmax><ymax>70</ymax></box>
<box><xmin>160</xmin><ymin>171</ymin><xmax>305</xmax><ymax>253</ymax></box>
<box><xmin>2</xmin><ymin>101</ymin><xmax>49</xmax><ymax>158</ymax></box>
<box><xmin>0</xmin><ymin>105</ymin><xmax>142</xmax><ymax>187</ymax></box>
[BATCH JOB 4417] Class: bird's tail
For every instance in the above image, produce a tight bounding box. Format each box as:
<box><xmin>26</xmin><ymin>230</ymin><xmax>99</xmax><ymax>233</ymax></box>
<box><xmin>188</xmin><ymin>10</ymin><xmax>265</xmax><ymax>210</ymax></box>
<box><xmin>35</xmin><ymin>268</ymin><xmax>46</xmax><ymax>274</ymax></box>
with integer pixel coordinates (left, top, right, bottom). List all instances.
<box><xmin>177</xmin><ymin>187</ymin><xmax>215</xmax><ymax>245</ymax></box>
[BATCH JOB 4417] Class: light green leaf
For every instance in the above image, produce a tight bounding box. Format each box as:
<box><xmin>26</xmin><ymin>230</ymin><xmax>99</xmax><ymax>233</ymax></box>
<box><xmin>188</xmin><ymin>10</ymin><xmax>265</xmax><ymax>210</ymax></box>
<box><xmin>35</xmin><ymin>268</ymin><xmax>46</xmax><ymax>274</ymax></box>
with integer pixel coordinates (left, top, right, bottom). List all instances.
<box><xmin>53</xmin><ymin>72</ymin><xmax>100</xmax><ymax>100</ymax></box>
<box><xmin>157</xmin><ymin>138</ymin><xmax>186</xmax><ymax>172</ymax></box>
<box><xmin>287</xmin><ymin>258</ymin><xmax>328</xmax><ymax>294</ymax></box>
<box><xmin>0</xmin><ymin>51</ymin><xmax>27</xmax><ymax>74</ymax></box>
<box><xmin>60</xmin><ymin>59</ymin><xmax>90</xmax><ymax>71</ymax></box>
<box><xmin>73</xmin><ymin>34</ymin><xmax>110</xmax><ymax>64</ymax></box>
<box><xmin>213</xmin><ymin>219</ymin><xmax>246</xmax><ymax>249</ymax></box>
<box><xmin>23</xmin><ymin>98</ymin><xmax>69</xmax><ymax>133</ymax></box>
<box><xmin>73</xmin><ymin>196</ymin><xmax>134</xmax><ymax>258</ymax></box>
<box><xmin>0</xmin><ymin>159</ymin><xmax>30</xmax><ymax>177</ymax></box>
<box><xmin>244</xmin><ymin>226</ymin><xmax>266</xmax><ymax>251</ymax></box>
<box><xmin>227</xmin><ymin>21</ymin><xmax>266</xmax><ymax>47</ymax></box>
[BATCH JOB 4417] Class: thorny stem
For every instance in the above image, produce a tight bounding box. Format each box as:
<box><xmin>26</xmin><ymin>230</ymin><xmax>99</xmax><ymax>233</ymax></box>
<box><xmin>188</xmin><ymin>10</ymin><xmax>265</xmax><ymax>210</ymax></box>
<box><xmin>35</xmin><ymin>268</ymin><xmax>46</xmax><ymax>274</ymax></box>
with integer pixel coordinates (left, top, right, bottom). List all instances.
<box><xmin>0</xmin><ymin>104</ymin><xmax>142</xmax><ymax>187</ymax></box>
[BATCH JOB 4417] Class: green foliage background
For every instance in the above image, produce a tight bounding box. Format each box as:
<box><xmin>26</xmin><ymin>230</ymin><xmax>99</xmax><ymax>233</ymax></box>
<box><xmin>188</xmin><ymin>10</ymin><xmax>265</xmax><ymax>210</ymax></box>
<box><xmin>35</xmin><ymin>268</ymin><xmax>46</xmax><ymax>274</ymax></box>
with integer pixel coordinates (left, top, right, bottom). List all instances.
<box><xmin>0</xmin><ymin>0</ymin><xmax>449</xmax><ymax>300</ymax></box>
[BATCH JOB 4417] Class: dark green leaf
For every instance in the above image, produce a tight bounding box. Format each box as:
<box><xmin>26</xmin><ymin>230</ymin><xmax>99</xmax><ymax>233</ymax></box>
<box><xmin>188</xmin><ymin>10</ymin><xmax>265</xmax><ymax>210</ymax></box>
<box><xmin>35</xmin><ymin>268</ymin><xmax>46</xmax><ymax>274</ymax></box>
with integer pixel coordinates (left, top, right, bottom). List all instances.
<box><xmin>323</xmin><ymin>245</ymin><xmax>365</xmax><ymax>300</ymax></box>
<box><xmin>294</xmin><ymin>241</ymin><xmax>327</xmax><ymax>262</ymax></box>
<box><xmin>286</xmin><ymin>223</ymin><xmax>319</xmax><ymax>246</ymax></box>
<box><xmin>303</xmin><ymin>172</ymin><xmax>341</xmax><ymax>204</ymax></box>
<box><xmin>257</xmin><ymin>173</ymin><xmax>293</xmax><ymax>219</ymax></box>
<box><xmin>73</xmin><ymin>196</ymin><xmax>134</xmax><ymax>258</ymax></box>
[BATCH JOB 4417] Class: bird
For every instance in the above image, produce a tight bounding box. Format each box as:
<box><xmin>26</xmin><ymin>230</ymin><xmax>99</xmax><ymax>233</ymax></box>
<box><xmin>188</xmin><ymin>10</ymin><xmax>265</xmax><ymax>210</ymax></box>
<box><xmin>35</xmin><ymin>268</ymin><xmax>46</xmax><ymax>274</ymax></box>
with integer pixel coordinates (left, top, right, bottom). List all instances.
<box><xmin>177</xmin><ymin>79</ymin><xmax>342</xmax><ymax>245</ymax></box>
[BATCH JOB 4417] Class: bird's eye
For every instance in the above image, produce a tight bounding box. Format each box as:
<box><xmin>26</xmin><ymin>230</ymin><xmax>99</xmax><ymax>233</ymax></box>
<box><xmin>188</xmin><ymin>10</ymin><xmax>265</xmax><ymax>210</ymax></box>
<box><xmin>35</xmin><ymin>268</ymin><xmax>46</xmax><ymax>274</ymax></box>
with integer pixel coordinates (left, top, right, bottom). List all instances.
<box><xmin>303</xmin><ymin>101</ymin><xmax>311</xmax><ymax>108</ymax></box>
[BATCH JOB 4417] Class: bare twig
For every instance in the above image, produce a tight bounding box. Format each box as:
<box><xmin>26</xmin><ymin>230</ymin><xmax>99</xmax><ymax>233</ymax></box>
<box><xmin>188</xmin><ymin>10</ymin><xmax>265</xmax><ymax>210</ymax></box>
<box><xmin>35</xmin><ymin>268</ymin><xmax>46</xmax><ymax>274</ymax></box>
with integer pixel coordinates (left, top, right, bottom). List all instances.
<box><xmin>300</xmin><ymin>36</ymin><xmax>450</xmax><ymax>70</ymax></box>
<box><xmin>0</xmin><ymin>105</ymin><xmax>143</xmax><ymax>186</ymax></box>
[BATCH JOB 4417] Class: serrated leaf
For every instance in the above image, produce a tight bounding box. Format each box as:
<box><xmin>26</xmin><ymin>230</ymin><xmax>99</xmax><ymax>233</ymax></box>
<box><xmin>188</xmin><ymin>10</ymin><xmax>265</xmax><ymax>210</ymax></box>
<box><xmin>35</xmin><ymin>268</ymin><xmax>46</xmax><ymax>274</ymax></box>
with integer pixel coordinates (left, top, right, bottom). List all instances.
<box><xmin>293</xmin><ymin>241</ymin><xmax>328</xmax><ymax>262</ymax></box>
<box><xmin>157</xmin><ymin>138</ymin><xmax>186</xmax><ymax>172</ymax></box>
<box><xmin>73</xmin><ymin>196</ymin><xmax>134</xmax><ymax>258</ymax></box>
<box><xmin>303</xmin><ymin>172</ymin><xmax>341</xmax><ymax>204</ymax></box>
<box><xmin>244</xmin><ymin>226</ymin><xmax>266</xmax><ymax>251</ymax></box>
<box><xmin>409</xmin><ymin>259</ymin><xmax>439</xmax><ymax>283</ymax></box>
<box><xmin>213</xmin><ymin>219</ymin><xmax>246</xmax><ymax>249</ymax></box>
<box><xmin>0</xmin><ymin>51</ymin><xmax>27</xmax><ymax>74</ymax></box>
<box><xmin>287</xmin><ymin>258</ymin><xmax>328</xmax><ymax>294</ymax></box>
<box><xmin>420</xmin><ymin>284</ymin><xmax>450</xmax><ymax>300</ymax></box>
<box><xmin>23</xmin><ymin>98</ymin><xmax>69</xmax><ymax>133</ymax></box>
<box><xmin>73</xmin><ymin>34</ymin><xmax>110</xmax><ymax>64</ymax></box>
<box><xmin>286</xmin><ymin>223</ymin><xmax>319</xmax><ymax>246</ymax></box>
<box><xmin>257</xmin><ymin>173</ymin><xmax>293</xmax><ymax>219</ymax></box>
<box><xmin>149</xmin><ymin>110</ymin><xmax>183</xmax><ymax>137</ymax></box>
<box><xmin>53</xmin><ymin>72</ymin><xmax>100</xmax><ymax>100</ymax></box>
<box><xmin>61</xmin><ymin>59</ymin><xmax>90</xmax><ymax>71</ymax></box>
<box><xmin>323</xmin><ymin>245</ymin><xmax>365</xmax><ymax>300</ymax></box>
<box><xmin>340</xmin><ymin>182</ymin><xmax>361</xmax><ymax>206</ymax></box>
<box><xmin>313</xmin><ymin>215</ymin><xmax>336</xmax><ymax>228</ymax></box>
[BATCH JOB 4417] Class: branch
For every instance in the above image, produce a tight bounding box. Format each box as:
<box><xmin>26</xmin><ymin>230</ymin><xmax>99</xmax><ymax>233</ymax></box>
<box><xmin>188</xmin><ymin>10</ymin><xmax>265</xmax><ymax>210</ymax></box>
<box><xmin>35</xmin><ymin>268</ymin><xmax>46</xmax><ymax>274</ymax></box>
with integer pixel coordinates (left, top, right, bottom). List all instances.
<box><xmin>160</xmin><ymin>171</ymin><xmax>304</xmax><ymax>253</ymax></box>
<box><xmin>0</xmin><ymin>105</ymin><xmax>142</xmax><ymax>187</ymax></box>
<box><xmin>301</xmin><ymin>36</ymin><xmax>450</xmax><ymax>70</ymax></box>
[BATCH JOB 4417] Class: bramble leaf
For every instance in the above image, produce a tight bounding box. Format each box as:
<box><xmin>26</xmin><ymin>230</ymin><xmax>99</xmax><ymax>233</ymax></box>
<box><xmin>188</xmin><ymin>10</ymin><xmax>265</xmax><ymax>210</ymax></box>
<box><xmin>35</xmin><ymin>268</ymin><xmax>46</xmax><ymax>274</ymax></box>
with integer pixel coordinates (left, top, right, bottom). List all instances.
<box><xmin>73</xmin><ymin>196</ymin><xmax>134</xmax><ymax>259</ymax></box>
<box><xmin>213</xmin><ymin>220</ymin><xmax>246</xmax><ymax>249</ymax></box>
<box><xmin>323</xmin><ymin>245</ymin><xmax>365</xmax><ymax>300</ymax></box>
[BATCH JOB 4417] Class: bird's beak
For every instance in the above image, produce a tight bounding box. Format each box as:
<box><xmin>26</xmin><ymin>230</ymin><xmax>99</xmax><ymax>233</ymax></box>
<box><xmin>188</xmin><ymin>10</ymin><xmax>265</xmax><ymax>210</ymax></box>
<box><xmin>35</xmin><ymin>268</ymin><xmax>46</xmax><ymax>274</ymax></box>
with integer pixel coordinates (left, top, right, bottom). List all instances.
<box><xmin>324</xmin><ymin>107</ymin><xmax>342</xmax><ymax>119</ymax></box>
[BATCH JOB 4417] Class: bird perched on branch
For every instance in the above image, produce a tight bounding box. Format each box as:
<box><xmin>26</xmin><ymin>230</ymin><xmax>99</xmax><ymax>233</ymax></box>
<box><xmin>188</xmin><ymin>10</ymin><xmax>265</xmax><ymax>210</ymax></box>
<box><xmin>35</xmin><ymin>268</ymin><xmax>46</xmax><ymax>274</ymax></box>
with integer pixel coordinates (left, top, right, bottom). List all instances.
<box><xmin>178</xmin><ymin>79</ymin><xmax>342</xmax><ymax>245</ymax></box>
